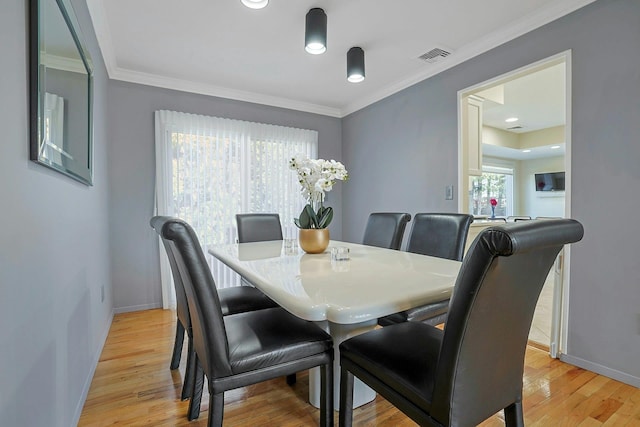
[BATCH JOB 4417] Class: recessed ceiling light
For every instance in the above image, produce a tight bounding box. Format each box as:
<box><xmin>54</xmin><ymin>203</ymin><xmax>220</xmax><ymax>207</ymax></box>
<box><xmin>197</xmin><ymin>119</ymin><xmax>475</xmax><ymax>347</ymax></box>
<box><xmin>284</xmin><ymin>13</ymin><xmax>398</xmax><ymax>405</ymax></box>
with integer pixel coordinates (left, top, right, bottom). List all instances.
<box><xmin>241</xmin><ymin>0</ymin><xmax>268</xmax><ymax>9</ymax></box>
<box><xmin>505</xmin><ymin>117</ymin><xmax>519</xmax><ymax>123</ymax></box>
<box><xmin>522</xmin><ymin>149</ymin><xmax>531</xmax><ymax>153</ymax></box>
<box><xmin>550</xmin><ymin>145</ymin><xmax>560</xmax><ymax>149</ymax></box>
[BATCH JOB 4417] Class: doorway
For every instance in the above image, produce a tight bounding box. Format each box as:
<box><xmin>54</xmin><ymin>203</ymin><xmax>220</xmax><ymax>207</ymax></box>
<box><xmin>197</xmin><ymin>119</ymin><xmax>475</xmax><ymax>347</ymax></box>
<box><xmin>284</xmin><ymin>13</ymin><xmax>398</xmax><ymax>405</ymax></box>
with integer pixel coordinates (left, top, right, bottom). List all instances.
<box><xmin>457</xmin><ymin>51</ymin><xmax>572</xmax><ymax>357</ymax></box>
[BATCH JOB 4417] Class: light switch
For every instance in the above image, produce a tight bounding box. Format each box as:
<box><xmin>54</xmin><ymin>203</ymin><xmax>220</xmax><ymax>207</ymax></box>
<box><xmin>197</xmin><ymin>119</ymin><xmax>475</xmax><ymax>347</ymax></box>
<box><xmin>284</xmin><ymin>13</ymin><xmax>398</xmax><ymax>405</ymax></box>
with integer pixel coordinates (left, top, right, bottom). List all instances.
<box><xmin>445</xmin><ymin>185</ymin><xmax>454</xmax><ymax>200</ymax></box>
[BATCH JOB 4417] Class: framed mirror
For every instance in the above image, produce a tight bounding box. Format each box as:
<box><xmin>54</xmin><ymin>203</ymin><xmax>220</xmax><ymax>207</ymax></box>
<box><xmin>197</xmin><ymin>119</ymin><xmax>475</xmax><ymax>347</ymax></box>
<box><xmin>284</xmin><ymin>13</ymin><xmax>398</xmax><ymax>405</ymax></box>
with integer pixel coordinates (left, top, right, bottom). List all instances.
<box><xmin>30</xmin><ymin>0</ymin><xmax>93</xmax><ymax>185</ymax></box>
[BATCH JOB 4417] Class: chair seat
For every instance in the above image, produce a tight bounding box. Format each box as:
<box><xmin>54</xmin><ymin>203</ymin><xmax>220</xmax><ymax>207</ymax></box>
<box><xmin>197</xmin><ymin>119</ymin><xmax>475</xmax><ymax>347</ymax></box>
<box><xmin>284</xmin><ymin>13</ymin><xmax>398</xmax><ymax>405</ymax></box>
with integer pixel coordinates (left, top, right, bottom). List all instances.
<box><xmin>225</xmin><ymin>307</ymin><xmax>333</xmax><ymax>374</ymax></box>
<box><xmin>340</xmin><ymin>322</ymin><xmax>442</xmax><ymax>413</ymax></box>
<box><xmin>378</xmin><ymin>299</ymin><xmax>450</xmax><ymax>326</ymax></box>
<box><xmin>218</xmin><ymin>286</ymin><xmax>278</xmax><ymax>316</ymax></box>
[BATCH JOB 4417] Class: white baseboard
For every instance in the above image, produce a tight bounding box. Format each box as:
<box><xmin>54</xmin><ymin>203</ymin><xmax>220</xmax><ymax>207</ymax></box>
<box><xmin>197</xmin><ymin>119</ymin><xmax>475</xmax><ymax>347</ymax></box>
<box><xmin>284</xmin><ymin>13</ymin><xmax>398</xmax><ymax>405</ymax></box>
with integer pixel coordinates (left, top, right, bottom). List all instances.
<box><xmin>71</xmin><ymin>308</ymin><xmax>115</xmax><ymax>426</ymax></box>
<box><xmin>114</xmin><ymin>302</ymin><xmax>162</xmax><ymax>314</ymax></box>
<box><xmin>560</xmin><ymin>353</ymin><xmax>640</xmax><ymax>388</ymax></box>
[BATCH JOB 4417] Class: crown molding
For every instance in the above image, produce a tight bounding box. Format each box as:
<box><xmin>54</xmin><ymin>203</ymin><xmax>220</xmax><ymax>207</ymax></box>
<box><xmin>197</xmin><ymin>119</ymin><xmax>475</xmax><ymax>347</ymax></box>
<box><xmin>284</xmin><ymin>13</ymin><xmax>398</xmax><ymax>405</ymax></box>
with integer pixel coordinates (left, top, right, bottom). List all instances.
<box><xmin>41</xmin><ymin>53</ymin><xmax>87</xmax><ymax>74</ymax></box>
<box><xmin>108</xmin><ymin>67</ymin><xmax>342</xmax><ymax>117</ymax></box>
<box><xmin>88</xmin><ymin>0</ymin><xmax>596</xmax><ymax>119</ymax></box>
<box><xmin>341</xmin><ymin>0</ymin><xmax>597</xmax><ymax>117</ymax></box>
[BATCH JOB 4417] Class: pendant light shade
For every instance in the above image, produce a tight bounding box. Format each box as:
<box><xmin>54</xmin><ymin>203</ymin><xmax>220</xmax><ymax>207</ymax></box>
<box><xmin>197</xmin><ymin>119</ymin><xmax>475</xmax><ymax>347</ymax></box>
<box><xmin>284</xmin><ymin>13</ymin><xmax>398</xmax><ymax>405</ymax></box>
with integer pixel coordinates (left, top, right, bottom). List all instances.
<box><xmin>241</xmin><ymin>0</ymin><xmax>268</xmax><ymax>9</ymax></box>
<box><xmin>305</xmin><ymin>8</ymin><xmax>327</xmax><ymax>54</ymax></box>
<box><xmin>347</xmin><ymin>47</ymin><xmax>365</xmax><ymax>83</ymax></box>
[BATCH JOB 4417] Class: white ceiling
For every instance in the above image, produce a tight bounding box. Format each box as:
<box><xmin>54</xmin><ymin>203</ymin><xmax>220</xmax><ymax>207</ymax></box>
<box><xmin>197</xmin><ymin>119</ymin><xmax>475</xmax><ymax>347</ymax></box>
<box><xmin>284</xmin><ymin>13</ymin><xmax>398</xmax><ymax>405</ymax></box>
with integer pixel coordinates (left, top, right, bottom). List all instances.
<box><xmin>482</xmin><ymin>63</ymin><xmax>566</xmax><ymax>134</ymax></box>
<box><xmin>87</xmin><ymin>0</ymin><xmax>594</xmax><ymax>118</ymax></box>
<box><xmin>481</xmin><ymin>62</ymin><xmax>566</xmax><ymax>160</ymax></box>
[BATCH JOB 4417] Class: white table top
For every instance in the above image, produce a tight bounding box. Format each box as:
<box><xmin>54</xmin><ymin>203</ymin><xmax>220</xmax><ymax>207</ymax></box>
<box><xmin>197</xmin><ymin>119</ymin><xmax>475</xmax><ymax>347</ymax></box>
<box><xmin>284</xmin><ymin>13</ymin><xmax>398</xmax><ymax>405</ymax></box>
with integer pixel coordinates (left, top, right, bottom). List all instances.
<box><xmin>209</xmin><ymin>240</ymin><xmax>461</xmax><ymax>325</ymax></box>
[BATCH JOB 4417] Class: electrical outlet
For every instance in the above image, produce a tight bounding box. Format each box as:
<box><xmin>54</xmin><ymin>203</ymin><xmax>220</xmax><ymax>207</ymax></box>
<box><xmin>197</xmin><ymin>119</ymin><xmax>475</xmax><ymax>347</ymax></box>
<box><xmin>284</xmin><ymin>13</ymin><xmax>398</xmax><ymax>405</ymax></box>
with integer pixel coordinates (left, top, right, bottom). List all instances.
<box><xmin>101</xmin><ymin>284</ymin><xmax>105</xmax><ymax>303</ymax></box>
<box><xmin>445</xmin><ymin>185</ymin><xmax>454</xmax><ymax>200</ymax></box>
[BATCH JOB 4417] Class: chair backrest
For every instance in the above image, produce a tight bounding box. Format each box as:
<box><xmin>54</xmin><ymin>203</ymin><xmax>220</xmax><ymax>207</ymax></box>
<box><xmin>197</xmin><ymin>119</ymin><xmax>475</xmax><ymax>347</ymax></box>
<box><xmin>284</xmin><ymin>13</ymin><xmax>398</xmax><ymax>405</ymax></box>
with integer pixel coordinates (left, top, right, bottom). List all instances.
<box><xmin>362</xmin><ymin>212</ymin><xmax>411</xmax><ymax>250</ymax></box>
<box><xmin>406</xmin><ymin>213</ymin><xmax>474</xmax><ymax>261</ymax></box>
<box><xmin>430</xmin><ymin>219</ymin><xmax>584</xmax><ymax>426</ymax></box>
<box><xmin>150</xmin><ymin>216</ymin><xmax>191</xmax><ymax>331</ymax></box>
<box><xmin>236</xmin><ymin>213</ymin><xmax>283</xmax><ymax>243</ymax></box>
<box><xmin>160</xmin><ymin>217</ymin><xmax>233</xmax><ymax>379</ymax></box>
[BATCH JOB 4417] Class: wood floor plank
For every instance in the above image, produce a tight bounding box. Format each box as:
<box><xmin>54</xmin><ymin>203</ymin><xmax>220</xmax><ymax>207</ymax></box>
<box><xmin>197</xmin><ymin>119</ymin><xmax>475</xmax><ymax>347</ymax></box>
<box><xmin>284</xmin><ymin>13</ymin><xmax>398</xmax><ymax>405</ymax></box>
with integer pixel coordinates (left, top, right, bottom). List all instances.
<box><xmin>79</xmin><ymin>309</ymin><xmax>640</xmax><ymax>427</ymax></box>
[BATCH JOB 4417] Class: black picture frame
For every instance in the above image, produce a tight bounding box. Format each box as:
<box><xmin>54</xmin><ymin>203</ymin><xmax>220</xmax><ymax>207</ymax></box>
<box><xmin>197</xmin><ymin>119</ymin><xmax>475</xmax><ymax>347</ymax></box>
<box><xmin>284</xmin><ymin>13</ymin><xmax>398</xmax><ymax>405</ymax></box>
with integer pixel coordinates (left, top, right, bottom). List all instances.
<box><xmin>29</xmin><ymin>0</ymin><xmax>94</xmax><ymax>185</ymax></box>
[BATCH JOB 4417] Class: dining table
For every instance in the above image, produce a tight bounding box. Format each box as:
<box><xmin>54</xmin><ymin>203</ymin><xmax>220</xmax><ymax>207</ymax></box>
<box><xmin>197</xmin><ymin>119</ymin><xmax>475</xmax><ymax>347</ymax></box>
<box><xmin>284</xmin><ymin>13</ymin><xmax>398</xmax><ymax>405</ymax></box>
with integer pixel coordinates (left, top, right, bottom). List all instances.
<box><xmin>208</xmin><ymin>239</ymin><xmax>461</xmax><ymax>410</ymax></box>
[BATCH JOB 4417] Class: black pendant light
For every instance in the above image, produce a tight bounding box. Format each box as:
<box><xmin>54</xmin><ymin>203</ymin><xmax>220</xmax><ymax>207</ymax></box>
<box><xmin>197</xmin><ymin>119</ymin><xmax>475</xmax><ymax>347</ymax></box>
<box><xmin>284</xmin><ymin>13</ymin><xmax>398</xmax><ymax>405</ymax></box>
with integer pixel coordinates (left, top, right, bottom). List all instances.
<box><xmin>347</xmin><ymin>47</ymin><xmax>365</xmax><ymax>83</ymax></box>
<box><xmin>305</xmin><ymin>8</ymin><xmax>327</xmax><ymax>54</ymax></box>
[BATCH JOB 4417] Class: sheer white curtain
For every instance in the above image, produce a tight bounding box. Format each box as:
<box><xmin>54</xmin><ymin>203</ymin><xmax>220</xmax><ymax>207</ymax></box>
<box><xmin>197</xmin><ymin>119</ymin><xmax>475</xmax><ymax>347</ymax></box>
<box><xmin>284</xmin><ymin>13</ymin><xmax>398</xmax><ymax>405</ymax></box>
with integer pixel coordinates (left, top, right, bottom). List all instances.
<box><xmin>154</xmin><ymin>110</ymin><xmax>317</xmax><ymax>309</ymax></box>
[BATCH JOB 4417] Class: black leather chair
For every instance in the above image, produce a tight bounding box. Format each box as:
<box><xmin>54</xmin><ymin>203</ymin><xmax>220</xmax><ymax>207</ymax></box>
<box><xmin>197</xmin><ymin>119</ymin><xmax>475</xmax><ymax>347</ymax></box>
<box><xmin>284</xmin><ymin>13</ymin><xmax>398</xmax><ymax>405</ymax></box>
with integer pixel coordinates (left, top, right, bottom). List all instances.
<box><xmin>361</xmin><ymin>212</ymin><xmax>411</xmax><ymax>250</ymax></box>
<box><xmin>339</xmin><ymin>219</ymin><xmax>584</xmax><ymax>427</ymax></box>
<box><xmin>159</xmin><ymin>217</ymin><xmax>334</xmax><ymax>427</ymax></box>
<box><xmin>236</xmin><ymin>213</ymin><xmax>284</xmax><ymax>242</ymax></box>
<box><xmin>150</xmin><ymin>216</ymin><xmax>278</xmax><ymax>400</ymax></box>
<box><xmin>235</xmin><ymin>213</ymin><xmax>297</xmax><ymax>385</ymax></box>
<box><xmin>378</xmin><ymin>213</ymin><xmax>473</xmax><ymax>327</ymax></box>
<box><xmin>236</xmin><ymin>214</ymin><xmax>284</xmax><ymax>287</ymax></box>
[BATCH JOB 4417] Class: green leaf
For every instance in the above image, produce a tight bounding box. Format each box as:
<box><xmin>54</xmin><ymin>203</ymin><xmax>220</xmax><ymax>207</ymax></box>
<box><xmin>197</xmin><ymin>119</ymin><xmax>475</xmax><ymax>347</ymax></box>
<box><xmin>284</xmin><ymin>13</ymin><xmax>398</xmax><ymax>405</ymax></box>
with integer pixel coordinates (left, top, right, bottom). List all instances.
<box><xmin>295</xmin><ymin>203</ymin><xmax>334</xmax><ymax>229</ymax></box>
<box><xmin>298</xmin><ymin>207</ymin><xmax>312</xmax><ymax>229</ymax></box>
<box><xmin>317</xmin><ymin>207</ymin><xmax>333</xmax><ymax>228</ymax></box>
<box><xmin>304</xmin><ymin>204</ymin><xmax>319</xmax><ymax>228</ymax></box>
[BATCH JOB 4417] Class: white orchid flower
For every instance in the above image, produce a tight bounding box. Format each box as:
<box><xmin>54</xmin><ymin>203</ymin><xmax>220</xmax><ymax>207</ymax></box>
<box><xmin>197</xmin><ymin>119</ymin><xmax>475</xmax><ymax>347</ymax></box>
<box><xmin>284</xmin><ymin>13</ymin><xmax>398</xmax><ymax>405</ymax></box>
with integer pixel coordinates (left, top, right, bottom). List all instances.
<box><xmin>290</xmin><ymin>155</ymin><xmax>348</xmax><ymax>229</ymax></box>
<box><xmin>315</xmin><ymin>179</ymin><xmax>333</xmax><ymax>193</ymax></box>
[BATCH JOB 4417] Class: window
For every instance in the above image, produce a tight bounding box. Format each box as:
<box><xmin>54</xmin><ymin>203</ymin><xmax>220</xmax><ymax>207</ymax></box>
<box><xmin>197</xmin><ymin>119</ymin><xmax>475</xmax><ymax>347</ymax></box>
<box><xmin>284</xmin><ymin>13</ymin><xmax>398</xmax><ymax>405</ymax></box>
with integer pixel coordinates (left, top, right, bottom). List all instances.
<box><xmin>155</xmin><ymin>110</ymin><xmax>317</xmax><ymax>307</ymax></box>
<box><xmin>469</xmin><ymin>164</ymin><xmax>514</xmax><ymax>217</ymax></box>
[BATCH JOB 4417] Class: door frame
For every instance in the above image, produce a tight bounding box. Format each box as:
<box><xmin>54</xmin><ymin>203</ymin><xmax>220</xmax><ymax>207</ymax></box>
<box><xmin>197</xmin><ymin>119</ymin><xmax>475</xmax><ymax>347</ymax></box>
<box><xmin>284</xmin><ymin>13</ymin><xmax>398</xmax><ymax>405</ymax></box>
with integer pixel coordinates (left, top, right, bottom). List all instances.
<box><xmin>456</xmin><ymin>50</ymin><xmax>573</xmax><ymax>357</ymax></box>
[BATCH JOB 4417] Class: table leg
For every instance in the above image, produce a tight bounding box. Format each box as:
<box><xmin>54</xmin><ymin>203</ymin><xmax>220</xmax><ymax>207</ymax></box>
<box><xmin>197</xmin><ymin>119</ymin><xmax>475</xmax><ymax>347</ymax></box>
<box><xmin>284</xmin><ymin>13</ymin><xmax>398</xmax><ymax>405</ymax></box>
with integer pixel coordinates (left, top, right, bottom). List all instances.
<box><xmin>309</xmin><ymin>319</ymin><xmax>378</xmax><ymax>410</ymax></box>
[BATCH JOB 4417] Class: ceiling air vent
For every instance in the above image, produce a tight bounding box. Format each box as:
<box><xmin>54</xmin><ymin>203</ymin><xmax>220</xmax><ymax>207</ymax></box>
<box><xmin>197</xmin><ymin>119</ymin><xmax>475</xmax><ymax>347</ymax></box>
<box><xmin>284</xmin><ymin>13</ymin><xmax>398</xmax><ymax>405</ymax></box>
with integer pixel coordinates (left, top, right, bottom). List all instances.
<box><xmin>507</xmin><ymin>125</ymin><xmax>523</xmax><ymax>130</ymax></box>
<box><xmin>418</xmin><ymin>47</ymin><xmax>452</xmax><ymax>64</ymax></box>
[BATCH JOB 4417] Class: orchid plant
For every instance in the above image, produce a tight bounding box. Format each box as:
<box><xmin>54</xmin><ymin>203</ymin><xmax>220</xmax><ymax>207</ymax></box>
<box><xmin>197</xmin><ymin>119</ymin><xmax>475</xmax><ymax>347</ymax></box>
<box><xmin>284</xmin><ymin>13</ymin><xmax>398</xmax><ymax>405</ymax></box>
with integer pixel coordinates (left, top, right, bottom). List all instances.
<box><xmin>289</xmin><ymin>156</ymin><xmax>348</xmax><ymax>229</ymax></box>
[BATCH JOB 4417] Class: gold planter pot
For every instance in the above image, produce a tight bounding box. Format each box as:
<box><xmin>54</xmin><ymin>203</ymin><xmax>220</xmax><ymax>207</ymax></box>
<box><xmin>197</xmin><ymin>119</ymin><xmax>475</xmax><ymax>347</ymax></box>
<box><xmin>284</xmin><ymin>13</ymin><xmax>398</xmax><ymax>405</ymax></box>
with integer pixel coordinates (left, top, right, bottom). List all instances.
<box><xmin>298</xmin><ymin>228</ymin><xmax>330</xmax><ymax>254</ymax></box>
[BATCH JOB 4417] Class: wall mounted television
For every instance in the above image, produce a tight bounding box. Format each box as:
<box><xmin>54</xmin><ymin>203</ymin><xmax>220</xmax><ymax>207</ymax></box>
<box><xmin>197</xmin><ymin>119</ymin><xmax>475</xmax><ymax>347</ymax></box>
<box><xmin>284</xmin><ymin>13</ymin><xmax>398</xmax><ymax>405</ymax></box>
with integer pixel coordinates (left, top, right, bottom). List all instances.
<box><xmin>535</xmin><ymin>171</ymin><xmax>565</xmax><ymax>191</ymax></box>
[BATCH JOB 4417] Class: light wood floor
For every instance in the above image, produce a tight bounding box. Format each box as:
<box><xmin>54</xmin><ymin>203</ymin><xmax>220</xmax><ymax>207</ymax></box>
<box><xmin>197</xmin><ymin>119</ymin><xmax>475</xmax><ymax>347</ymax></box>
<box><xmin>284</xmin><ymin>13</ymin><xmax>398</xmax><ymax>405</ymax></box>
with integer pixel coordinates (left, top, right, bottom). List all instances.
<box><xmin>79</xmin><ymin>309</ymin><xmax>640</xmax><ymax>426</ymax></box>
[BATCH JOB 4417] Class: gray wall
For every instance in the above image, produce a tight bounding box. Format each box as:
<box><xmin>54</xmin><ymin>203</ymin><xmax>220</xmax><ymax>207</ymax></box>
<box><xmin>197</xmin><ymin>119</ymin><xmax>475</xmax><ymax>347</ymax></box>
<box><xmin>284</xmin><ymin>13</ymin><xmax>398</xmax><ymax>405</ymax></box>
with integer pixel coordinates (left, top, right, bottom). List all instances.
<box><xmin>342</xmin><ymin>0</ymin><xmax>640</xmax><ymax>386</ymax></box>
<box><xmin>342</xmin><ymin>73</ymin><xmax>459</xmax><ymax>242</ymax></box>
<box><xmin>0</xmin><ymin>0</ymin><xmax>113</xmax><ymax>425</ymax></box>
<box><xmin>107</xmin><ymin>82</ymin><xmax>342</xmax><ymax>311</ymax></box>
